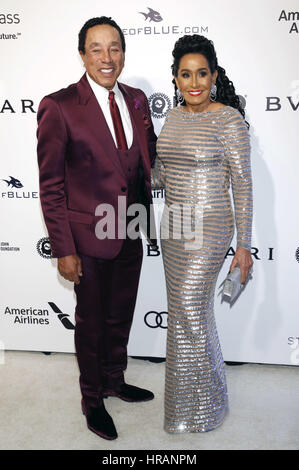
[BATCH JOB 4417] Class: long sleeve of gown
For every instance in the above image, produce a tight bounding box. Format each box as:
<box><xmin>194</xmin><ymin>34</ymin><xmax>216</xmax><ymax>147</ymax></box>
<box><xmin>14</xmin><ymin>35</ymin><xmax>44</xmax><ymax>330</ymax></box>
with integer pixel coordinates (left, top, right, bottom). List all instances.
<box><xmin>222</xmin><ymin>110</ymin><xmax>253</xmax><ymax>251</ymax></box>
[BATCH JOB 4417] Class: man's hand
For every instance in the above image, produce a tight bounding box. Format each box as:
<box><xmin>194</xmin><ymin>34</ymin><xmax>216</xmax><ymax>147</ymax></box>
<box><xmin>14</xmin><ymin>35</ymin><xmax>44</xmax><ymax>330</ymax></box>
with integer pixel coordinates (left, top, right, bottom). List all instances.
<box><xmin>58</xmin><ymin>254</ymin><xmax>82</xmax><ymax>285</ymax></box>
<box><xmin>229</xmin><ymin>247</ymin><xmax>253</xmax><ymax>284</ymax></box>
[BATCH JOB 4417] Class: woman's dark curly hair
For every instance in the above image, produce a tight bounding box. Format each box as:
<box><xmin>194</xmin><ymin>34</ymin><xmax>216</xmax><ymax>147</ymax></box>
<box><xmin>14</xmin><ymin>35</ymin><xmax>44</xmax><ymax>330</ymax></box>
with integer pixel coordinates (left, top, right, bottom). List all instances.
<box><xmin>172</xmin><ymin>34</ymin><xmax>248</xmax><ymax>125</ymax></box>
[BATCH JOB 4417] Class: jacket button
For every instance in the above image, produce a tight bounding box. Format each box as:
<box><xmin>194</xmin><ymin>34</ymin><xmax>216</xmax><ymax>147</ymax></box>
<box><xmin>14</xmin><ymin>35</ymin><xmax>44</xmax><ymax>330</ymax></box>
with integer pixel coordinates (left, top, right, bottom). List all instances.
<box><xmin>121</xmin><ymin>187</ymin><xmax>127</xmax><ymax>192</ymax></box>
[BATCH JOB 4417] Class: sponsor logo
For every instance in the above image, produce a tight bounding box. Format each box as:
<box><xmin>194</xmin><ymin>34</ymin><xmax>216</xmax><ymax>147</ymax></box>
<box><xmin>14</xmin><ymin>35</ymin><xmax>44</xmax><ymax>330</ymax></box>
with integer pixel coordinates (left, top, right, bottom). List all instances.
<box><xmin>288</xmin><ymin>336</ymin><xmax>299</xmax><ymax>365</ymax></box>
<box><xmin>148</xmin><ymin>92</ymin><xmax>171</xmax><ymax>119</ymax></box>
<box><xmin>123</xmin><ymin>8</ymin><xmax>208</xmax><ymax>37</ymax></box>
<box><xmin>2</xmin><ymin>303</ymin><xmax>75</xmax><ymax>329</ymax></box>
<box><xmin>0</xmin><ymin>241</ymin><xmax>20</xmax><ymax>252</ymax></box>
<box><xmin>144</xmin><ymin>311</ymin><xmax>168</xmax><ymax>329</ymax></box>
<box><xmin>37</xmin><ymin>237</ymin><xmax>52</xmax><ymax>259</ymax></box>
<box><xmin>0</xmin><ymin>13</ymin><xmax>22</xmax><ymax>40</ymax></box>
<box><xmin>278</xmin><ymin>9</ymin><xmax>299</xmax><ymax>33</ymax></box>
<box><xmin>265</xmin><ymin>96</ymin><xmax>299</xmax><ymax>111</ymax></box>
<box><xmin>0</xmin><ymin>13</ymin><xmax>20</xmax><ymax>24</ymax></box>
<box><xmin>4</xmin><ymin>306</ymin><xmax>50</xmax><ymax>325</ymax></box>
<box><xmin>145</xmin><ymin>244</ymin><xmax>275</xmax><ymax>259</ymax></box>
<box><xmin>48</xmin><ymin>302</ymin><xmax>75</xmax><ymax>330</ymax></box>
<box><xmin>139</xmin><ymin>7</ymin><xmax>163</xmax><ymax>22</ymax></box>
<box><xmin>146</xmin><ymin>244</ymin><xmax>160</xmax><ymax>257</ymax></box>
<box><xmin>1</xmin><ymin>176</ymin><xmax>38</xmax><ymax>199</ymax></box>
<box><xmin>238</xmin><ymin>95</ymin><xmax>247</xmax><ymax>109</ymax></box>
<box><xmin>152</xmin><ymin>189</ymin><xmax>165</xmax><ymax>199</ymax></box>
<box><xmin>2</xmin><ymin>176</ymin><xmax>23</xmax><ymax>188</ymax></box>
<box><xmin>0</xmin><ymin>99</ymin><xmax>36</xmax><ymax>113</ymax></box>
<box><xmin>226</xmin><ymin>247</ymin><xmax>274</xmax><ymax>261</ymax></box>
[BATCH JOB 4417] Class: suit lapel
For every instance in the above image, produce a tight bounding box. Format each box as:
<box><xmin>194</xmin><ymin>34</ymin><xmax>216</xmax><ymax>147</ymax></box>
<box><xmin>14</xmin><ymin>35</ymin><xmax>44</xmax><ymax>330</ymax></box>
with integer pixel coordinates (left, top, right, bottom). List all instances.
<box><xmin>76</xmin><ymin>74</ymin><xmax>126</xmax><ymax>178</ymax></box>
<box><xmin>119</xmin><ymin>83</ymin><xmax>151</xmax><ymax>176</ymax></box>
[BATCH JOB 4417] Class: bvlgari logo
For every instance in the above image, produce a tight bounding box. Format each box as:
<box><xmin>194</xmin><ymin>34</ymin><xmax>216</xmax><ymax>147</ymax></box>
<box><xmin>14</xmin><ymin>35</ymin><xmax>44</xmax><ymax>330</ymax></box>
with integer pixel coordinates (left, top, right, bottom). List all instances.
<box><xmin>148</xmin><ymin>93</ymin><xmax>171</xmax><ymax>119</ymax></box>
<box><xmin>139</xmin><ymin>7</ymin><xmax>163</xmax><ymax>22</ymax></box>
<box><xmin>0</xmin><ymin>99</ymin><xmax>36</xmax><ymax>113</ymax></box>
<box><xmin>278</xmin><ymin>10</ymin><xmax>299</xmax><ymax>33</ymax></box>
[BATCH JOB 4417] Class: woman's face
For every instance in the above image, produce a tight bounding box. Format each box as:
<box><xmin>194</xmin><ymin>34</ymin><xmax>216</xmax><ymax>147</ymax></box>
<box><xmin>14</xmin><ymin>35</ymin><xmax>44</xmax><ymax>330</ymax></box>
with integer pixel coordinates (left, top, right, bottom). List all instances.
<box><xmin>175</xmin><ymin>53</ymin><xmax>218</xmax><ymax>112</ymax></box>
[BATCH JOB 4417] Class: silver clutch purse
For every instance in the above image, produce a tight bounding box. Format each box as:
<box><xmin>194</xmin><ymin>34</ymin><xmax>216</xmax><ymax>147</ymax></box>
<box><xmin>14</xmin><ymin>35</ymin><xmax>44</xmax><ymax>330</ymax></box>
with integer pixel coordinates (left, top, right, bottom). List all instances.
<box><xmin>219</xmin><ymin>266</ymin><xmax>252</xmax><ymax>304</ymax></box>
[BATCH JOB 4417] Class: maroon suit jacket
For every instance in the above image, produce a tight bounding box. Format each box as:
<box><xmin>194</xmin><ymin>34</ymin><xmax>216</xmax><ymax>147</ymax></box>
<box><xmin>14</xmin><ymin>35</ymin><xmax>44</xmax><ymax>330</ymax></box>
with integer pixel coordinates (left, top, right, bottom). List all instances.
<box><xmin>37</xmin><ymin>73</ymin><xmax>157</xmax><ymax>259</ymax></box>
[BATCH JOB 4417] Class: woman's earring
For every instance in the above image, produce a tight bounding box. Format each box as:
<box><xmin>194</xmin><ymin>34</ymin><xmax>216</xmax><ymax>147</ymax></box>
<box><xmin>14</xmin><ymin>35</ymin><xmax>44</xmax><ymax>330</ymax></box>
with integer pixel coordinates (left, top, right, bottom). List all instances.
<box><xmin>210</xmin><ymin>83</ymin><xmax>217</xmax><ymax>102</ymax></box>
<box><xmin>176</xmin><ymin>88</ymin><xmax>184</xmax><ymax>106</ymax></box>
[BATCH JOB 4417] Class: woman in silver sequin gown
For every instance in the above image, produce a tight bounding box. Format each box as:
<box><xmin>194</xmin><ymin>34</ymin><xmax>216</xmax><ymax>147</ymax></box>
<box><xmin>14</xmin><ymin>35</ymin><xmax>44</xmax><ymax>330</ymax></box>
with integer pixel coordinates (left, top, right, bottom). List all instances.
<box><xmin>152</xmin><ymin>35</ymin><xmax>253</xmax><ymax>433</ymax></box>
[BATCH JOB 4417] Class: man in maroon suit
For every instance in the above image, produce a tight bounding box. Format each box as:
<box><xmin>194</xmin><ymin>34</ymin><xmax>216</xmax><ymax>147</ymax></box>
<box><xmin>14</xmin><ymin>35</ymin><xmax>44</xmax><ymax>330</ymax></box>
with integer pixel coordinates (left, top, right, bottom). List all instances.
<box><xmin>37</xmin><ymin>16</ymin><xmax>157</xmax><ymax>440</ymax></box>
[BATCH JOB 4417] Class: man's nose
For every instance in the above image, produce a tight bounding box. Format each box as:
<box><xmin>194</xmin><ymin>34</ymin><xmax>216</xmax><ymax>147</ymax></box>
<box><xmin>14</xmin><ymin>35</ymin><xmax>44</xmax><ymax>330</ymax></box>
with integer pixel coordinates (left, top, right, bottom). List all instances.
<box><xmin>100</xmin><ymin>50</ymin><xmax>112</xmax><ymax>62</ymax></box>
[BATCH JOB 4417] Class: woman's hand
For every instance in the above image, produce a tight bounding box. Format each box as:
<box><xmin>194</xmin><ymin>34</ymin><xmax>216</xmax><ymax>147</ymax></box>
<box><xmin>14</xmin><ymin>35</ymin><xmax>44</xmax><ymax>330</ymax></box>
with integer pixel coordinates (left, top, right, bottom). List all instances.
<box><xmin>230</xmin><ymin>247</ymin><xmax>253</xmax><ymax>284</ymax></box>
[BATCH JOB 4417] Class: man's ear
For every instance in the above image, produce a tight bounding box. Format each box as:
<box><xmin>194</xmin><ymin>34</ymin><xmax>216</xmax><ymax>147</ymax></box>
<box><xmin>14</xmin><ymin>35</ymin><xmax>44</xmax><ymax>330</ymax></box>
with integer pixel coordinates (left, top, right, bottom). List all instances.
<box><xmin>79</xmin><ymin>51</ymin><xmax>85</xmax><ymax>64</ymax></box>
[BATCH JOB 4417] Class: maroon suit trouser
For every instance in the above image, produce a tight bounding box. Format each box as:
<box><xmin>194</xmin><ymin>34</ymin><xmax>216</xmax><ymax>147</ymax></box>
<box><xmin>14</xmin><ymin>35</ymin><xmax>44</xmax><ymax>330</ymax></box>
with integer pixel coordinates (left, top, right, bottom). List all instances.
<box><xmin>74</xmin><ymin>237</ymin><xmax>143</xmax><ymax>407</ymax></box>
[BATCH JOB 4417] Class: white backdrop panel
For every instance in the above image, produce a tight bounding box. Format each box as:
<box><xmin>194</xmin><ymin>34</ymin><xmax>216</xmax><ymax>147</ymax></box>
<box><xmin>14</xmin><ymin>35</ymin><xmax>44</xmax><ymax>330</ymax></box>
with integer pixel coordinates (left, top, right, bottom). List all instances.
<box><xmin>1</xmin><ymin>0</ymin><xmax>298</xmax><ymax>365</ymax></box>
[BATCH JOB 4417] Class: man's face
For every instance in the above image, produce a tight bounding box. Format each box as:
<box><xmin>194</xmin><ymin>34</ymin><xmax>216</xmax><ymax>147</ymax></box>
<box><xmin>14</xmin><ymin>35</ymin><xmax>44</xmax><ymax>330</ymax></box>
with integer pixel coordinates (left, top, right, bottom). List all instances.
<box><xmin>80</xmin><ymin>24</ymin><xmax>125</xmax><ymax>90</ymax></box>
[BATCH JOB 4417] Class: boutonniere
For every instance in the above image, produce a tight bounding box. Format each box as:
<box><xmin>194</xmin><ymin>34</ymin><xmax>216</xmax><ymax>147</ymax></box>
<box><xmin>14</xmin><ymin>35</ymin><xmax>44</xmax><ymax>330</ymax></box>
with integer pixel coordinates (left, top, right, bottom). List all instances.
<box><xmin>133</xmin><ymin>98</ymin><xmax>151</xmax><ymax>126</ymax></box>
<box><xmin>134</xmin><ymin>98</ymin><xmax>141</xmax><ymax>110</ymax></box>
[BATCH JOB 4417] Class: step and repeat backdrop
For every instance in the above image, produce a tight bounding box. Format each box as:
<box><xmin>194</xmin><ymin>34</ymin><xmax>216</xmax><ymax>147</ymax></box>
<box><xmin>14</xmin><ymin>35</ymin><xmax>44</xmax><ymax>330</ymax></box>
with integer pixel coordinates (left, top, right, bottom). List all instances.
<box><xmin>1</xmin><ymin>0</ymin><xmax>298</xmax><ymax>365</ymax></box>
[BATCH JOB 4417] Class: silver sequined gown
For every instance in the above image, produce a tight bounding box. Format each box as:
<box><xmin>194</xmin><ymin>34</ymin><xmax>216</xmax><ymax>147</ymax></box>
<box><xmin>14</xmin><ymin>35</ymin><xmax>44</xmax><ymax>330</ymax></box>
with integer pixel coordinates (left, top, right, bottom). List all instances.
<box><xmin>152</xmin><ymin>106</ymin><xmax>252</xmax><ymax>433</ymax></box>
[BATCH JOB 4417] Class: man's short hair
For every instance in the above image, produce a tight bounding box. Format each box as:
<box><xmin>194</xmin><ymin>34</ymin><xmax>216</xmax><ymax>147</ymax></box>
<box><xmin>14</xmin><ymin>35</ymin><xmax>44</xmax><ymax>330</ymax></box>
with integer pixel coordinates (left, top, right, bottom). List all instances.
<box><xmin>78</xmin><ymin>16</ymin><xmax>126</xmax><ymax>54</ymax></box>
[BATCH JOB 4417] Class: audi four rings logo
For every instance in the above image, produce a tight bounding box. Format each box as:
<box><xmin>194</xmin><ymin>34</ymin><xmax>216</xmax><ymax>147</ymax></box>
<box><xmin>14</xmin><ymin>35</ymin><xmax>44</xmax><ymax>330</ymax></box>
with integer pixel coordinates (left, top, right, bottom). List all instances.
<box><xmin>144</xmin><ymin>311</ymin><xmax>168</xmax><ymax>329</ymax></box>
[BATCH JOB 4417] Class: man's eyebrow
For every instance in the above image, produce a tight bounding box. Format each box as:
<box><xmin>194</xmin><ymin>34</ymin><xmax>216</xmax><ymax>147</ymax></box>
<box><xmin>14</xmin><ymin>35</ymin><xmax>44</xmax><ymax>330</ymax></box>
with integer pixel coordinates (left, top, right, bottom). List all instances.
<box><xmin>87</xmin><ymin>41</ymin><xmax>121</xmax><ymax>49</ymax></box>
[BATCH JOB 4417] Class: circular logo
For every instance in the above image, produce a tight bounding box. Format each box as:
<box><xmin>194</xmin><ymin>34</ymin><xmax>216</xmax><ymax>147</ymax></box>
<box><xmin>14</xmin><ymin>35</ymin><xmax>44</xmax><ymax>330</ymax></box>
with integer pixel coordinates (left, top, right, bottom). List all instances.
<box><xmin>295</xmin><ymin>247</ymin><xmax>299</xmax><ymax>263</ymax></box>
<box><xmin>37</xmin><ymin>237</ymin><xmax>52</xmax><ymax>259</ymax></box>
<box><xmin>144</xmin><ymin>311</ymin><xmax>168</xmax><ymax>329</ymax></box>
<box><xmin>148</xmin><ymin>93</ymin><xmax>171</xmax><ymax>119</ymax></box>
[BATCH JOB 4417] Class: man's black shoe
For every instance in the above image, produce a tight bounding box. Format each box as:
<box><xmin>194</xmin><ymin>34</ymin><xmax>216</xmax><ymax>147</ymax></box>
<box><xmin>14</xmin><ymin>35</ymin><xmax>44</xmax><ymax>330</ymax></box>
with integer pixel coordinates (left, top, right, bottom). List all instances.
<box><xmin>103</xmin><ymin>383</ymin><xmax>154</xmax><ymax>402</ymax></box>
<box><xmin>81</xmin><ymin>400</ymin><xmax>118</xmax><ymax>440</ymax></box>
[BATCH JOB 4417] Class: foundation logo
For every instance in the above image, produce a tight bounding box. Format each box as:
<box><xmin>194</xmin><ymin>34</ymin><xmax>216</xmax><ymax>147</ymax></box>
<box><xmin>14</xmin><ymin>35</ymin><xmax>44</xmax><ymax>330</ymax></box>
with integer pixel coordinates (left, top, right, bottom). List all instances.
<box><xmin>1</xmin><ymin>241</ymin><xmax>20</xmax><ymax>252</ymax></box>
<box><xmin>37</xmin><ymin>237</ymin><xmax>52</xmax><ymax>259</ymax></box>
<box><xmin>278</xmin><ymin>10</ymin><xmax>299</xmax><ymax>33</ymax></box>
<box><xmin>139</xmin><ymin>8</ymin><xmax>163</xmax><ymax>22</ymax></box>
<box><xmin>148</xmin><ymin>93</ymin><xmax>171</xmax><ymax>119</ymax></box>
<box><xmin>1</xmin><ymin>176</ymin><xmax>38</xmax><ymax>199</ymax></box>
